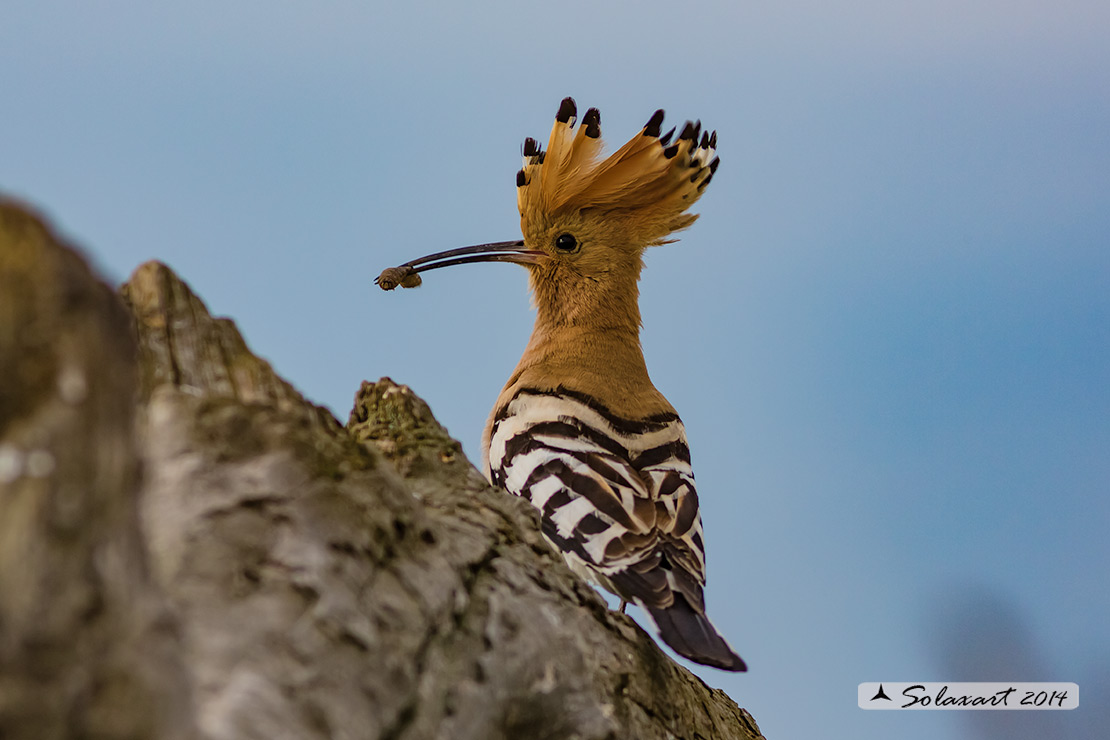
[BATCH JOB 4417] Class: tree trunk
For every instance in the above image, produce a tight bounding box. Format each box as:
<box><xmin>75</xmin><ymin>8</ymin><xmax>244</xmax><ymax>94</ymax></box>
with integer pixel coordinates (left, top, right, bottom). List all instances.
<box><xmin>0</xmin><ymin>198</ymin><xmax>765</xmax><ymax>740</ymax></box>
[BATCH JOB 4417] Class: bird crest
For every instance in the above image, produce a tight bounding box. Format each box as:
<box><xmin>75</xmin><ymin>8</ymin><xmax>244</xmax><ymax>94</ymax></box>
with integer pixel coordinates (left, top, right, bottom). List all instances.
<box><xmin>516</xmin><ymin>97</ymin><xmax>719</xmax><ymax>247</ymax></box>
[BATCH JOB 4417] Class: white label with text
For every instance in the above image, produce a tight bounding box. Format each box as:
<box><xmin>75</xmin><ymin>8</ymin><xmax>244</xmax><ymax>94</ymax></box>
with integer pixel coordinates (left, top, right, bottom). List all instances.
<box><xmin>858</xmin><ymin>682</ymin><xmax>1078</xmax><ymax>710</ymax></box>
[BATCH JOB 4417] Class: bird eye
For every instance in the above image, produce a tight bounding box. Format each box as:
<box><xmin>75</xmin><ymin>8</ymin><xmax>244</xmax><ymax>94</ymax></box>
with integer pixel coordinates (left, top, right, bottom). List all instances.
<box><xmin>554</xmin><ymin>233</ymin><xmax>578</xmax><ymax>252</ymax></box>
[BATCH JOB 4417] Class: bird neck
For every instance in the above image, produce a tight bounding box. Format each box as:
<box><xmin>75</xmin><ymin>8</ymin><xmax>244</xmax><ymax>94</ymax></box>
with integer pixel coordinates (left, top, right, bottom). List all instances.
<box><xmin>532</xmin><ymin>274</ymin><xmax>643</xmax><ymax>337</ymax></box>
<box><xmin>500</xmin><ymin>263</ymin><xmax>672</xmax><ymax>419</ymax></box>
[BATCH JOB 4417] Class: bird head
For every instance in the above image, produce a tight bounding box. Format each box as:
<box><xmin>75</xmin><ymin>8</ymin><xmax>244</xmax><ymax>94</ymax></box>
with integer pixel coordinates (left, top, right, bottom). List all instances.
<box><xmin>377</xmin><ymin>97</ymin><xmax>718</xmax><ymax>328</ymax></box>
<box><xmin>516</xmin><ymin>97</ymin><xmax>717</xmax><ymax>259</ymax></box>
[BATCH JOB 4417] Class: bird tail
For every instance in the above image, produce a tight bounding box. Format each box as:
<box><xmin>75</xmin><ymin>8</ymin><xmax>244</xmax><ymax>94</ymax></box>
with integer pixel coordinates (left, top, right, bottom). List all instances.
<box><xmin>644</xmin><ymin>597</ymin><xmax>747</xmax><ymax>672</ymax></box>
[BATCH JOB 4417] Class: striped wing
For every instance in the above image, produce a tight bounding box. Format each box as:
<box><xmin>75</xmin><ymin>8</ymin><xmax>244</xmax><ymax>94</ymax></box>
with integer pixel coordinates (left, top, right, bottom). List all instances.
<box><xmin>487</xmin><ymin>387</ymin><xmax>706</xmax><ymax>612</ymax></box>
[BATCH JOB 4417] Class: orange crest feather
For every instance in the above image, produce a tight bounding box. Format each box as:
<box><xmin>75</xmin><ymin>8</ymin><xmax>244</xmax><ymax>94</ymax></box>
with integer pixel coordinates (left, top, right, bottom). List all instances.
<box><xmin>516</xmin><ymin>98</ymin><xmax>719</xmax><ymax>245</ymax></box>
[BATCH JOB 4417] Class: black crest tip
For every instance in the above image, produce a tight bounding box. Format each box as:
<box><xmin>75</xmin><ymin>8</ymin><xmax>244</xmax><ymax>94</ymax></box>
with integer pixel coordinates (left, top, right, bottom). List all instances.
<box><xmin>698</xmin><ymin>159</ymin><xmax>720</xmax><ymax>191</ymax></box>
<box><xmin>663</xmin><ymin>143</ymin><xmax>680</xmax><ymax>159</ymax></box>
<box><xmin>523</xmin><ymin>137</ymin><xmax>540</xmax><ymax>157</ymax></box>
<box><xmin>643</xmin><ymin>109</ymin><xmax>665</xmax><ymax>137</ymax></box>
<box><xmin>516</xmin><ymin>169</ymin><xmax>528</xmax><ymax>187</ymax></box>
<box><xmin>659</xmin><ymin>126</ymin><xmax>676</xmax><ymax>146</ymax></box>
<box><xmin>583</xmin><ymin>107</ymin><xmax>601</xmax><ymax>138</ymax></box>
<box><xmin>556</xmin><ymin>97</ymin><xmax>577</xmax><ymax>124</ymax></box>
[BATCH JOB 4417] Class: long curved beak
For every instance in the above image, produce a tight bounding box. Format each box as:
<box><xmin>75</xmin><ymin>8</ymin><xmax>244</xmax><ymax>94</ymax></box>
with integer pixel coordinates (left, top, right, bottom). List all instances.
<box><xmin>376</xmin><ymin>240</ymin><xmax>544</xmax><ymax>290</ymax></box>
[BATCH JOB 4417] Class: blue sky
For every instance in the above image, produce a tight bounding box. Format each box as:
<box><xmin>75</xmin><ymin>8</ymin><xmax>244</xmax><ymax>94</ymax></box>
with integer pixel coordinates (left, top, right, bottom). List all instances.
<box><xmin>3</xmin><ymin>2</ymin><xmax>1108</xmax><ymax>738</ymax></box>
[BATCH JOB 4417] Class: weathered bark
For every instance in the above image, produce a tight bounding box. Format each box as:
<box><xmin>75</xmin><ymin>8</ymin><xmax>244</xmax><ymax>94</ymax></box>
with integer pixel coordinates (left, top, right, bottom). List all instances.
<box><xmin>0</xmin><ymin>200</ymin><xmax>194</xmax><ymax>740</ymax></box>
<box><xmin>1</xmin><ymin>199</ymin><xmax>764</xmax><ymax>740</ymax></box>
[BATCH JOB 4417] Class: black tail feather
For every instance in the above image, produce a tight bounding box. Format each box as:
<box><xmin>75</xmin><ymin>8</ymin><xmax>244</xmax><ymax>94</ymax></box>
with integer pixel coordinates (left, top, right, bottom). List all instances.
<box><xmin>645</xmin><ymin>598</ymin><xmax>747</xmax><ymax>672</ymax></box>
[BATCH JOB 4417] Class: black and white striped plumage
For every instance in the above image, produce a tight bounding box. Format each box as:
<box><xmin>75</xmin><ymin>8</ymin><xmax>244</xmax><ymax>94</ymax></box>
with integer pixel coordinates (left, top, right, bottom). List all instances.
<box><xmin>487</xmin><ymin>386</ymin><xmax>745</xmax><ymax>671</ymax></box>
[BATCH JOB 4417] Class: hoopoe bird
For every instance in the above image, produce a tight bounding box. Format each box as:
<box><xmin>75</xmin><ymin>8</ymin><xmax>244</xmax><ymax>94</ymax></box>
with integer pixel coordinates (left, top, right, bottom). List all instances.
<box><xmin>377</xmin><ymin>98</ymin><xmax>746</xmax><ymax>671</ymax></box>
